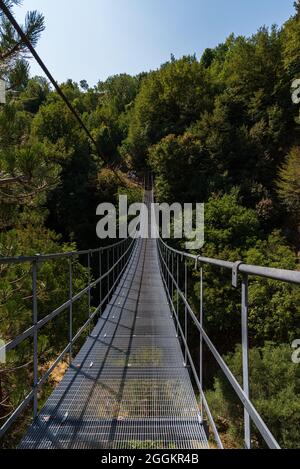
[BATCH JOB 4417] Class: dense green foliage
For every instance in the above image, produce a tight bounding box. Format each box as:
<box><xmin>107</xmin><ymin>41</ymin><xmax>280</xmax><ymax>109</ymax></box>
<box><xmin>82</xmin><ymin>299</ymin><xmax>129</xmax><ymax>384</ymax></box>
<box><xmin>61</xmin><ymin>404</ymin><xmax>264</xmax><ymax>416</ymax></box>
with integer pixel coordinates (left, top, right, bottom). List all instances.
<box><xmin>277</xmin><ymin>146</ymin><xmax>300</xmax><ymax>218</ymax></box>
<box><xmin>206</xmin><ymin>343</ymin><xmax>300</xmax><ymax>449</ymax></box>
<box><xmin>189</xmin><ymin>195</ymin><xmax>300</xmax><ymax>351</ymax></box>
<box><xmin>0</xmin><ymin>0</ymin><xmax>299</xmax><ymax>449</ymax></box>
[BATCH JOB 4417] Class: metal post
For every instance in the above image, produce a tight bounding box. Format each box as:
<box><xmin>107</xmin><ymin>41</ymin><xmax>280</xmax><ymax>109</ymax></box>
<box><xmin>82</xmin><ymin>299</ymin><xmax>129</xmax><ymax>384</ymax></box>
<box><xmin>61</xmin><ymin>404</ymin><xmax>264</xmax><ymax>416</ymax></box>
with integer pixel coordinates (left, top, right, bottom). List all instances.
<box><xmin>171</xmin><ymin>253</ymin><xmax>174</xmax><ymax>316</ymax></box>
<box><xmin>88</xmin><ymin>251</ymin><xmax>91</xmax><ymax>335</ymax></box>
<box><xmin>117</xmin><ymin>245</ymin><xmax>119</xmax><ymax>279</ymax></box>
<box><xmin>120</xmin><ymin>243</ymin><xmax>123</xmax><ymax>273</ymax></box>
<box><xmin>69</xmin><ymin>256</ymin><xmax>73</xmax><ymax>363</ymax></box>
<box><xmin>176</xmin><ymin>254</ymin><xmax>179</xmax><ymax>338</ymax></box>
<box><xmin>124</xmin><ymin>241</ymin><xmax>126</xmax><ymax>271</ymax></box>
<box><xmin>242</xmin><ymin>274</ymin><xmax>251</xmax><ymax>448</ymax></box>
<box><xmin>199</xmin><ymin>266</ymin><xmax>203</xmax><ymax>419</ymax></box>
<box><xmin>167</xmin><ymin>252</ymin><xmax>170</xmax><ymax>294</ymax></box>
<box><xmin>120</xmin><ymin>244</ymin><xmax>122</xmax><ymax>277</ymax></box>
<box><xmin>165</xmin><ymin>250</ymin><xmax>168</xmax><ymax>290</ymax></box>
<box><xmin>162</xmin><ymin>246</ymin><xmax>165</xmax><ymax>281</ymax></box>
<box><xmin>165</xmin><ymin>248</ymin><xmax>168</xmax><ymax>283</ymax></box>
<box><xmin>121</xmin><ymin>243</ymin><xmax>123</xmax><ymax>275</ymax></box>
<box><xmin>169</xmin><ymin>253</ymin><xmax>172</xmax><ymax>296</ymax></box>
<box><xmin>32</xmin><ymin>258</ymin><xmax>38</xmax><ymax>418</ymax></box>
<box><xmin>184</xmin><ymin>259</ymin><xmax>187</xmax><ymax>367</ymax></box>
<box><xmin>107</xmin><ymin>250</ymin><xmax>110</xmax><ymax>300</ymax></box>
<box><xmin>112</xmin><ymin>246</ymin><xmax>115</xmax><ymax>287</ymax></box>
<box><xmin>99</xmin><ymin>250</ymin><xmax>102</xmax><ymax>315</ymax></box>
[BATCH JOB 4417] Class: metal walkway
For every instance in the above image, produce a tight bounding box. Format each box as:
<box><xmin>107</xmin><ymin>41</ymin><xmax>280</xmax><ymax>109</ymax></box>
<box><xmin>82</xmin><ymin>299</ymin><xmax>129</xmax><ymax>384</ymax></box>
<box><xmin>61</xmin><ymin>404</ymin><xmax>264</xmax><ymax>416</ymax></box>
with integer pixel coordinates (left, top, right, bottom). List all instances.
<box><xmin>3</xmin><ymin>189</ymin><xmax>297</xmax><ymax>449</ymax></box>
<box><xmin>20</xmin><ymin>196</ymin><xmax>208</xmax><ymax>449</ymax></box>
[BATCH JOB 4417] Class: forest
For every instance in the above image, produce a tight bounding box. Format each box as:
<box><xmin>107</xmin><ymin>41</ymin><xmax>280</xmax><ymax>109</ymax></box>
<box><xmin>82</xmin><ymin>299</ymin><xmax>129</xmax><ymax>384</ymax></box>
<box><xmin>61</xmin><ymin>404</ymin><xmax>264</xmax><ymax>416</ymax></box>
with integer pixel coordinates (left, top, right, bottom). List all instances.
<box><xmin>0</xmin><ymin>0</ymin><xmax>300</xmax><ymax>449</ymax></box>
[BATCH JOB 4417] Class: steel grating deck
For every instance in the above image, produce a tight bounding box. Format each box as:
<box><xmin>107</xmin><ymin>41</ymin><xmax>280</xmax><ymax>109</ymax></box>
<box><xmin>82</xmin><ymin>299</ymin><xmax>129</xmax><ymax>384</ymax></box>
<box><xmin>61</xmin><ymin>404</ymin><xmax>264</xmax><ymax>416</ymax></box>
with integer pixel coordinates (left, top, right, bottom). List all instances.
<box><xmin>20</xmin><ymin>193</ymin><xmax>209</xmax><ymax>450</ymax></box>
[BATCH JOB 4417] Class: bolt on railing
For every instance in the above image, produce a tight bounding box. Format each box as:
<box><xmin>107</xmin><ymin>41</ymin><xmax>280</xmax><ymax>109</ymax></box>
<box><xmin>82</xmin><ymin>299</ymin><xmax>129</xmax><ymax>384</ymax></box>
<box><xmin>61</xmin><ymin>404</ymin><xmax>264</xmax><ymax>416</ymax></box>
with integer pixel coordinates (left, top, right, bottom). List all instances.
<box><xmin>157</xmin><ymin>235</ymin><xmax>300</xmax><ymax>450</ymax></box>
<box><xmin>0</xmin><ymin>236</ymin><xmax>136</xmax><ymax>439</ymax></box>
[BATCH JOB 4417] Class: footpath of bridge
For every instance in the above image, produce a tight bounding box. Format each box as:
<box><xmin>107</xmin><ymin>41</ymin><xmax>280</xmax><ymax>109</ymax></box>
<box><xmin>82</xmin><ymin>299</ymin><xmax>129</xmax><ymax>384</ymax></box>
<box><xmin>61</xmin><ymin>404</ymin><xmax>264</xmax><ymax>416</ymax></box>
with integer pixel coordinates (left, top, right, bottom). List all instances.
<box><xmin>19</xmin><ymin>194</ymin><xmax>208</xmax><ymax>449</ymax></box>
<box><xmin>3</xmin><ymin>191</ymin><xmax>298</xmax><ymax>449</ymax></box>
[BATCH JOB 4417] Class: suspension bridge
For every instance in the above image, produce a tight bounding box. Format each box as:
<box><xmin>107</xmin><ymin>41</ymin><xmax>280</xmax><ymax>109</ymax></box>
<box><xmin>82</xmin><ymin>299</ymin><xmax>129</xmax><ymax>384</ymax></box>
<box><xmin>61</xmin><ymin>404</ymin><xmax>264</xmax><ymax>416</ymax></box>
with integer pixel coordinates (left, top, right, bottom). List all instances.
<box><xmin>1</xmin><ymin>1</ymin><xmax>299</xmax><ymax>451</ymax></box>
<box><xmin>1</xmin><ymin>190</ymin><xmax>300</xmax><ymax>449</ymax></box>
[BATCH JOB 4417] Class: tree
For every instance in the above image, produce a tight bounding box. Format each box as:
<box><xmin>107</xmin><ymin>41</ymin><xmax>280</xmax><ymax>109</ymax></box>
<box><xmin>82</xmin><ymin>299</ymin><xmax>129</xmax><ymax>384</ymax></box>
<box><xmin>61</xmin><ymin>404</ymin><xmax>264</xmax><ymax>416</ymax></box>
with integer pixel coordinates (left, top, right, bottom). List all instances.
<box><xmin>0</xmin><ymin>225</ymin><xmax>89</xmax><ymax>436</ymax></box>
<box><xmin>282</xmin><ymin>4</ymin><xmax>300</xmax><ymax>75</ymax></box>
<box><xmin>83</xmin><ymin>74</ymin><xmax>140</xmax><ymax>166</ymax></box>
<box><xmin>0</xmin><ymin>95</ymin><xmax>68</xmax><ymax>229</ymax></box>
<box><xmin>206</xmin><ymin>343</ymin><xmax>300</xmax><ymax>448</ymax></box>
<box><xmin>97</xmin><ymin>74</ymin><xmax>139</xmax><ymax>114</ymax></box>
<box><xmin>246</xmin><ymin>231</ymin><xmax>300</xmax><ymax>344</ymax></box>
<box><xmin>19</xmin><ymin>76</ymin><xmax>50</xmax><ymax>113</ymax></box>
<box><xmin>277</xmin><ymin>147</ymin><xmax>300</xmax><ymax>218</ymax></box>
<box><xmin>148</xmin><ymin>132</ymin><xmax>212</xmax><ymax>203</ymax></box>
<box><xmin>200</xmin><ymin>48</ymin><xmax>215</xmax><ymax>68</ymax></box>
<box><xmin>0</xmin><ymin>2</ymin><xmax>44</xmax><ymax>79</ymax></box>
<box><xmin>191</xmin><ymin>196</ymin><xmax>299</xmax><ymax>350</ymax></box>
<box><xmin>80</xmin><ymin>79</ymin><xmax>89</xmax><ymax>91</ymax></box>
<box><xmin>124</xmin><ymin>56</ymin><xmax>211</xmax><ymax>167</ymax></box>
<box><xmin>188</xmin><ymin>192</ymin><xmax>261</xmax><ymax>351</ymax></box>
<box><xmin>0</xmin><ymin>1</ymin><xmax>46</xmax><ymax>197</ymax></box>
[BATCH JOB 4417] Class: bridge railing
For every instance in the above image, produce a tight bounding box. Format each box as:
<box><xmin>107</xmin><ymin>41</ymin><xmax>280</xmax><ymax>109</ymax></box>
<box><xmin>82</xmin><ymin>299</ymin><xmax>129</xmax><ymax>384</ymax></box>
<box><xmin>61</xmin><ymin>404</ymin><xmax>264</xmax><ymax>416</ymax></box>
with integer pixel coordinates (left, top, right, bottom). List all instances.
<box><xmin>0</xmin><ymin>236</ymin><xmax>136</xmax><ymax>439</ymax></box>
<box><xmin>157</xmin><ymin>236</ymin><xmax>300</xmax><ymax>450</ymax></box>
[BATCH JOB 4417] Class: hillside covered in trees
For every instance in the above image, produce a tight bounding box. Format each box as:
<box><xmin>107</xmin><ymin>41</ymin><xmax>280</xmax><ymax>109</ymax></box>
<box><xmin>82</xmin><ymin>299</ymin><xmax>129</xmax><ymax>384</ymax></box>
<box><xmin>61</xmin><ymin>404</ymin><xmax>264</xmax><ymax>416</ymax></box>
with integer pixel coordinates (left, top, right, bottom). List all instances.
<box><xmin>0</xmin><ymin>0</ymin><xmax>299</xmax><ymax>449</ymax></box>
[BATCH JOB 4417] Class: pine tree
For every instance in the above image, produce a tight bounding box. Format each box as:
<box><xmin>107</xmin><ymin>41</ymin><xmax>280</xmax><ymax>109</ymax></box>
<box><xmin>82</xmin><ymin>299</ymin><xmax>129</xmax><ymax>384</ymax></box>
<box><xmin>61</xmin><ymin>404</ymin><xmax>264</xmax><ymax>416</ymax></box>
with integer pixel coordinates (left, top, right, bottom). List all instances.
<box><xmin>0</xmin><ymin>1</ymin><xmax>46</xmax><ymax>194</ymax></box>
<box><xmin>0</xmin><ymin>1</ymin><xmax>44</xmax><ymax>84</ymax></box>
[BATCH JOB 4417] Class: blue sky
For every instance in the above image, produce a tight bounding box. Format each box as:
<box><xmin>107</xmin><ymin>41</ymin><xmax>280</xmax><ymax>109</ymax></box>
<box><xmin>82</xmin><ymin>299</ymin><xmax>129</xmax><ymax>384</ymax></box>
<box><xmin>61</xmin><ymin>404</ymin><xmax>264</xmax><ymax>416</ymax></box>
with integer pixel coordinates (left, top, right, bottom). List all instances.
<box><xmin>15</xmin><ymin>0</ymin><xmax>295</xmax><ymax>86</ymax></box>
